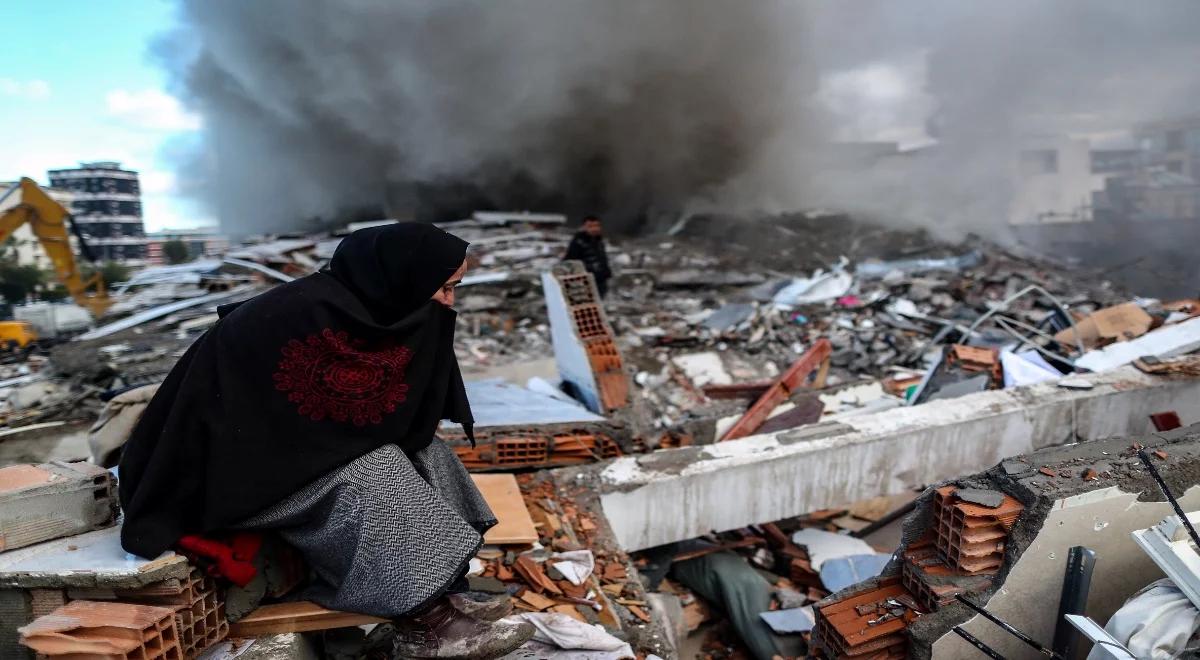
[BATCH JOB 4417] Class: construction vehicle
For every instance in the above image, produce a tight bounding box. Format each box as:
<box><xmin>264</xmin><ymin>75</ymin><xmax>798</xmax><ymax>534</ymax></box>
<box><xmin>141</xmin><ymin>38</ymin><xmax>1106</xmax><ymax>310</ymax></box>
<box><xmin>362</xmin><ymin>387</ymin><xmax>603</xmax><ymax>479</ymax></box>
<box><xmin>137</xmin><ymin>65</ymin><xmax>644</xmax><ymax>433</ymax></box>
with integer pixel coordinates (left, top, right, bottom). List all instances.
<box><xmin>0</xmin><ymin>320</ymin><xmax>38</xmax><ymax>350</ymax></box>
<box><xmin>0</xmin><ymin>178</ymin><xmax>113</xmax><ymax>320</ymax></box>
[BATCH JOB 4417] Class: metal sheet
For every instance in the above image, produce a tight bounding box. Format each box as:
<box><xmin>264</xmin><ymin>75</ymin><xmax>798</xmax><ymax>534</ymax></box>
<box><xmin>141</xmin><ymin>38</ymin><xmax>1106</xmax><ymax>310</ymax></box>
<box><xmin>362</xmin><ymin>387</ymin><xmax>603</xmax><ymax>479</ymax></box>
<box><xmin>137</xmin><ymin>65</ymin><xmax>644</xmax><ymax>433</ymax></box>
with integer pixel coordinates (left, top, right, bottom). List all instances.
<box><xmin>441</xmin><ymin>379</ymin><xmax>603</xmax><ymax>429</ymax></box>
<box><xmin>76</xmin><ymin>286</ymin><xmax>255</xmax><ymax>341</ymax></box>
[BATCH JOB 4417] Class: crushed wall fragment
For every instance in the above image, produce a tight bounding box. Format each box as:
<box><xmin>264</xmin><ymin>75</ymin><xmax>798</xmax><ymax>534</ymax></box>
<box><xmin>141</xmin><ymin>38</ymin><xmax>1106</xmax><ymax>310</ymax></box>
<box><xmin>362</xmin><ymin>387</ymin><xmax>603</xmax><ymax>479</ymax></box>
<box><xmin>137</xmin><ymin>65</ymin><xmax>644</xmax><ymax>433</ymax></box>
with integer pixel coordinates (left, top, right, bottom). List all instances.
<box><xmin>0</xmin><ymin>461</ymin><xmax>118</xmax><ymax>552</ymax></box>
<box><xmin>542</xmin><ymin>262</ymin><xmax>630</xmax><ymax>414</ymax></box>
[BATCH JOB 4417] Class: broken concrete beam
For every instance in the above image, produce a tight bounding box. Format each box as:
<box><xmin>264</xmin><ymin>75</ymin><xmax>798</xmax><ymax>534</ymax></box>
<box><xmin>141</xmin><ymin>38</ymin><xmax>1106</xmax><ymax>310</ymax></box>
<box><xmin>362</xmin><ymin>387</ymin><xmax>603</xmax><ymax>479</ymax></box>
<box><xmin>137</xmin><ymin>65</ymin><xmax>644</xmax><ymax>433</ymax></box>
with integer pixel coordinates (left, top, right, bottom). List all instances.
<box><xmin>590</xmin><ymin>365</ymin><xmax>1200</xmax><ymax>551</ymax></box>
<box><xmin>0</xmin><ymin>461</ymin><xmax>118</xmax><ymax>552</ymax></box>
<box><xmin>20</xmin><ymin>600</ymin><xmax>181</xmax><ymax>659</ymax></box>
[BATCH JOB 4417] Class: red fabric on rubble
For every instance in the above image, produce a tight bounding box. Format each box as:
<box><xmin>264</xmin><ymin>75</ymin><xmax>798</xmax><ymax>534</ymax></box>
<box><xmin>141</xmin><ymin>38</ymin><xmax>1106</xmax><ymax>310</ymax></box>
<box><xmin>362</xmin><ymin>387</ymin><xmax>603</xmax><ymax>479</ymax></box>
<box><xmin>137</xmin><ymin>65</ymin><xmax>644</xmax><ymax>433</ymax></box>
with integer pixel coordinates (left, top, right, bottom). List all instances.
<box><xmin>177</xmin><ymin>532</ymin><xmax>262</xmax><ymax>587</ymax></box>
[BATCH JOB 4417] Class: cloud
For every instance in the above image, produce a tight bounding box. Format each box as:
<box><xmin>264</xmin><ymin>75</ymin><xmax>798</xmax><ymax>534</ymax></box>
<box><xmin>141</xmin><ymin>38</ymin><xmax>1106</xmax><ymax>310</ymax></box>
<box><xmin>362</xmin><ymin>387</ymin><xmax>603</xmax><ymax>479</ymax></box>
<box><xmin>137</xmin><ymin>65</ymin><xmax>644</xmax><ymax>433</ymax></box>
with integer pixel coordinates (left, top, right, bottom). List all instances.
<box><xmin>0</xmin><ymin>78</ymin><xmax>51</xmax><ymax>100</ymax></box>
<box><xmin>105</xmin><ymin>89</ymin><xmax>201</xmax><ymax>132</ymax></box>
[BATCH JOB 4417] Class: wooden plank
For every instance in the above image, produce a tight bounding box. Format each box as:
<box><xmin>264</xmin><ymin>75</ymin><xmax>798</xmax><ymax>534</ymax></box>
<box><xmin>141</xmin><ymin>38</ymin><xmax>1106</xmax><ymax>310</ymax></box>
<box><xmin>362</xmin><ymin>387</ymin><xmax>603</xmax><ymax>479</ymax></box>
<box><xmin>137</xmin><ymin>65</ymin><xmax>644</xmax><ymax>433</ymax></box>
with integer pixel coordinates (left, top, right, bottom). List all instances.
<box><xmin>227</xmin><ymin>601</ymin><xmax>387</xmax><ymax>637</ymax></box>
<box><xmin>471</xmin><ymin>473</ymin><xmax>538</xmax><ymax>545</ymax></box>
<box><xmin>721</xmin><ymin>339</ymin><xmax>832</xmax><ymax>441</ymax></box>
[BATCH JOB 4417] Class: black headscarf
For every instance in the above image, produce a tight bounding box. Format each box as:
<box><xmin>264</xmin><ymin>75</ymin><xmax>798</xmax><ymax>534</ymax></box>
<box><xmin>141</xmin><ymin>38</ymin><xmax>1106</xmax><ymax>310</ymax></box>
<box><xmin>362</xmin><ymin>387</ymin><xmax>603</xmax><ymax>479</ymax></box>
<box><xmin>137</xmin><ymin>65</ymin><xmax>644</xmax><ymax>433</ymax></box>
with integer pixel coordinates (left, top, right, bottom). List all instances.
<box><xmin>119</xmin><ymin>223</ymin><xmax>474</xmax><ymax>559</ymax></box>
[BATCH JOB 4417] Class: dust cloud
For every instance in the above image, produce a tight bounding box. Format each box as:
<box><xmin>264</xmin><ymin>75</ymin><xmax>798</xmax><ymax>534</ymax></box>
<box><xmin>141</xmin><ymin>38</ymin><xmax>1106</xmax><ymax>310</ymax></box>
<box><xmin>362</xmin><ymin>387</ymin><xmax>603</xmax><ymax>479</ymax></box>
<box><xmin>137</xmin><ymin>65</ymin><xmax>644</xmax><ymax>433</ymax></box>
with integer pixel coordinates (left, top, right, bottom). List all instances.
<box><xmin>161</xmin><ymin>1</ymin><xmax>1200</xmax><ymax>238</ymax></box>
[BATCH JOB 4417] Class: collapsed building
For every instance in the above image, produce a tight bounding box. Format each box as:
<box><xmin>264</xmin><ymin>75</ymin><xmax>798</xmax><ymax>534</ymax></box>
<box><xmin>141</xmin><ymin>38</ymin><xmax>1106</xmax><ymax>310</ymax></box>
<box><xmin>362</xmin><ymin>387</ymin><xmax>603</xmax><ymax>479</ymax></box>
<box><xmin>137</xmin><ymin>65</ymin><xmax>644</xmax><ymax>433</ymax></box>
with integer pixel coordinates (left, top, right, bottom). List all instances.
<box><xmin>0</xmin><ymin>212</ymin><xmax>1199</xmax><ymax>658</ymax></box>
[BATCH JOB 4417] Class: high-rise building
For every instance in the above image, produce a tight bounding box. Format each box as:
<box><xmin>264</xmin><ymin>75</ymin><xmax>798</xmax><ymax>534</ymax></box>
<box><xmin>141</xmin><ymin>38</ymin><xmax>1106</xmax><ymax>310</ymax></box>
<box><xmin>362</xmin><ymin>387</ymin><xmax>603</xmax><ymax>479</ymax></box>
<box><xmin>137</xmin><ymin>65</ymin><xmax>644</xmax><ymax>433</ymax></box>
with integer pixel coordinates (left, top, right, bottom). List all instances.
<box><xmin>47</xmin><ymin>162</ymin><xmax>147</xmax><ymax>264</ymax></box>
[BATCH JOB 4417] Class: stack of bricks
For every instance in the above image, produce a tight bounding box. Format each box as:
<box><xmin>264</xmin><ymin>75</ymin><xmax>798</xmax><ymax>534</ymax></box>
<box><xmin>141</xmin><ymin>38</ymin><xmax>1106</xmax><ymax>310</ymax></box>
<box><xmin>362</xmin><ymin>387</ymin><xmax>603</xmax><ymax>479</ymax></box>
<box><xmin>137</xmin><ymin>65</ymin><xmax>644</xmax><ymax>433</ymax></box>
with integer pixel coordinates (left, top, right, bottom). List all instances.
<box><xmin>947</xmin><ymin>345</ymin><xmax>1003</xmax><ymax>385</ymax></box>
<box><xmin>812</xmin><ymin>485</ymin><xmax>1026</xmax><ymax>656</ymax></box>
<box><xmin>932</xmin><ymin>486</ymin><xmax>1023</xmax><ymax>574</ymax></box>
<box><xmin>900</xmin><ymin>537</ymin><xmax>996</xmax><ymax>613</ymax></box>
<box><xmin>19</xmin><ymin>600</ymin><xmax>182</xmax><ymax>660</ymax></box>
<box><xmin>556</xmin><ymin>266</ymin><xmax>629</xmax><ymax>412</ymax></box>
<box><xmin>448</xmin><ymin>428</ymin><xmax>622</xmax><ymax>470</ymax></box>
<box><xmin>812</xmin><ymin>577</ymin><xmax>922</xmax><ymax>659</ymax></box>
<box><xmin>112</xmin><ymin>567</ymin><xmax>228</xmax><ymax>659</ymax></box>
<box><xmin>22</xmin><ymin>568</ymin><xmax>229</xmax><ymax>660</ymax></box>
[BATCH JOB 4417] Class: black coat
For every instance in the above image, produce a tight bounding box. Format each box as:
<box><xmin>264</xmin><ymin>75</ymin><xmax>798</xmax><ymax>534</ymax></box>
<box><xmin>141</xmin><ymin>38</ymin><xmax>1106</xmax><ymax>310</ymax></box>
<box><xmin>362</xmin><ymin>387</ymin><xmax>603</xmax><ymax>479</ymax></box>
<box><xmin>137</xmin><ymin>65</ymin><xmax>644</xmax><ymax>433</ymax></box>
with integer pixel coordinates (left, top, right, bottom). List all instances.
<box><xmin>118</xmin><ymin>224</ymin><xmax>474</xmax><ymax>559</ymax></box>
<box><xmin>564</xmin><ymin>232</ymin><xmax>611</xmax><ymax>281</ymax></box>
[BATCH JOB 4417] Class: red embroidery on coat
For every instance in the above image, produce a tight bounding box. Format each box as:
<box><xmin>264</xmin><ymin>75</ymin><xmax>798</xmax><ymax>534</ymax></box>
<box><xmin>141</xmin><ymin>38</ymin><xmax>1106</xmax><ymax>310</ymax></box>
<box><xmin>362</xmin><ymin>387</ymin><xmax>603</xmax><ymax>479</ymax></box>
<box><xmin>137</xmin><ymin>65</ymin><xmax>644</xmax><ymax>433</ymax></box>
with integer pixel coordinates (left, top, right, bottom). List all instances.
<box><xmin>273</xmin><ymin>328</ymin><xmax>413</xmax><ymax>426</ymax></box>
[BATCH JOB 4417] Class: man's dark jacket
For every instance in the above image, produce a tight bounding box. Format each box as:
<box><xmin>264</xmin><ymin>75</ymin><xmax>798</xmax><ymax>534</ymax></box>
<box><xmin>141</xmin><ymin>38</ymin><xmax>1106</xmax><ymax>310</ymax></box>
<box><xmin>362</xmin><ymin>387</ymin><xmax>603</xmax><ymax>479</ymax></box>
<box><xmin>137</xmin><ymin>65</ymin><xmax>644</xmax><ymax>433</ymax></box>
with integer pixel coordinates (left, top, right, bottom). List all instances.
<box><xmin>564</xmin><ymin>232</ymin><xmax>611</xmax><ymax>283</ymax></box>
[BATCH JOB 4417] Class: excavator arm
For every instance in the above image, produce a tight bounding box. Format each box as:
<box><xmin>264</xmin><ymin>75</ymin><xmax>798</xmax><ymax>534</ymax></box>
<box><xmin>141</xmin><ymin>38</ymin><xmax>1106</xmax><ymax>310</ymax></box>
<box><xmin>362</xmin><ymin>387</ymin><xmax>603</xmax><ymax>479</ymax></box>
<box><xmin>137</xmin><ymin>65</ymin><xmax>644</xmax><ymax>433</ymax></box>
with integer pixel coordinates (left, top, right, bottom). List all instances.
<box><xmin>0</xmin><ymin>178</ymin><xmax>112</xmax><ymax>317</ymax></box>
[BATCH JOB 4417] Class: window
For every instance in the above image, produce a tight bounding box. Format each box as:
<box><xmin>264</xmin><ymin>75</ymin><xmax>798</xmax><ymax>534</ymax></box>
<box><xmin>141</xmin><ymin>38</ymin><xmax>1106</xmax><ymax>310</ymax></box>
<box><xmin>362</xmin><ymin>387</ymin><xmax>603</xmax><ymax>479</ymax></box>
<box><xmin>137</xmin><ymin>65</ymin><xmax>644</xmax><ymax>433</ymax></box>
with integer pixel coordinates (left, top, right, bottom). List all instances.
<box><xmin>1167</xmin><ymin>160</ymin><xmax>1184</xmax><ymax>174</ymax></box>
<box><xmin>1021</xmin><ymin>149</ymin><xmax>1058</xmax><ymax>174</ymax></box>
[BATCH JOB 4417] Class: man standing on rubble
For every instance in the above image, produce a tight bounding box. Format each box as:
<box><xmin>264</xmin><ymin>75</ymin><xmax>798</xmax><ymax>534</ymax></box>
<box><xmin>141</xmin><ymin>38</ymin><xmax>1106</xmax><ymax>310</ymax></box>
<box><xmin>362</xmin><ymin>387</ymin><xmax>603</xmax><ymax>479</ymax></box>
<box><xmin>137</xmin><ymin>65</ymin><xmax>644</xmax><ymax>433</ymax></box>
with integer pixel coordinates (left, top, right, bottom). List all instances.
<box><xmin>118</xmin><ymin>224</ymin><xmax>535</xmax><ymax>659</ymax></box>
<box><xmin>564</xmin><ymin>214</ymin><xmax>613</xmax><ymax>297</ymax></box>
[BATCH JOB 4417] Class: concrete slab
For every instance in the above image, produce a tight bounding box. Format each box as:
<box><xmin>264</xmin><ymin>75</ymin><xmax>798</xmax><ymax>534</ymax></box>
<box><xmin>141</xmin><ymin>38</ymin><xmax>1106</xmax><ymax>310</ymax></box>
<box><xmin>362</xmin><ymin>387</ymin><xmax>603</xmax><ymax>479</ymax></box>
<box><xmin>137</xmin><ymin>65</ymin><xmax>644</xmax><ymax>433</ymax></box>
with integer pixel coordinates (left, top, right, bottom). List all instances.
<box><xmin>594</xmin><ymin>366</ymin><xmax>1200</xmax><ymax>551</ymax></box>
<box><xmin>0</xmin><ymin>526</ymin><xmax>188</xmax><ymax>589</ymax></box>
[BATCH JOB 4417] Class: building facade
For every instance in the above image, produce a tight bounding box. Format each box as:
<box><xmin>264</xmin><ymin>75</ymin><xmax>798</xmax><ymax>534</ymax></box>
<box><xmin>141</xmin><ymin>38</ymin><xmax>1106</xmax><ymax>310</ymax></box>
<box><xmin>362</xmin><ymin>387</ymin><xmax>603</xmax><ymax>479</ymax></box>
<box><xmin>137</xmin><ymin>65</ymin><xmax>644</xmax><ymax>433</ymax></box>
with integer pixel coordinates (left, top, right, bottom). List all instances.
<box><xmin>47</xmin><ymin>162</ymin><xmax>147</xmax><ymax>264</ymax></box>
<box><xmin>1008</xmin><ymin>135</ymin><xmax>1104</xmax><ymax>225</ymax></box>
<box><xmin>145</xmin><ymin>227</ymin><xmax>230</xmax><ymax>265</ymax></box>
<box><xmin>1134</xmin><ymin>114</ymin><xmax>1200</xmax><ymax>179</ymax></box>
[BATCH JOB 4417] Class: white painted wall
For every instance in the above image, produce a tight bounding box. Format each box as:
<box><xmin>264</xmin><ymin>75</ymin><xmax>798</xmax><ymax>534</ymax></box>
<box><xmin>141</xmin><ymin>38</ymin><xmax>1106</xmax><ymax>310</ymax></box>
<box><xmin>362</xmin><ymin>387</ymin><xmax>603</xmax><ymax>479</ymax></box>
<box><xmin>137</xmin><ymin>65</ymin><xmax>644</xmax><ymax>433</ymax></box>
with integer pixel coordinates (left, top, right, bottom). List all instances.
<box><xmin>1009</xmin><ymin>135</ymin><xmax>1103</xmax><ymax>225</ymax></box>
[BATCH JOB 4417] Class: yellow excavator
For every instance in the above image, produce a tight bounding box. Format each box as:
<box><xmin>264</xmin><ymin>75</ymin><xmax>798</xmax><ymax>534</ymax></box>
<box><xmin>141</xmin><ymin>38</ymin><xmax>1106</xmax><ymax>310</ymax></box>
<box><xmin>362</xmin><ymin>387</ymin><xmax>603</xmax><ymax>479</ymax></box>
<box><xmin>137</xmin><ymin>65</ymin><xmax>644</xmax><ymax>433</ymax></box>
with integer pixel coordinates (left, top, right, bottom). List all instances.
<box><xmin>0</xmin><ymin>178</ymin><xmax>113</xmax><ymax>346</ymax></box>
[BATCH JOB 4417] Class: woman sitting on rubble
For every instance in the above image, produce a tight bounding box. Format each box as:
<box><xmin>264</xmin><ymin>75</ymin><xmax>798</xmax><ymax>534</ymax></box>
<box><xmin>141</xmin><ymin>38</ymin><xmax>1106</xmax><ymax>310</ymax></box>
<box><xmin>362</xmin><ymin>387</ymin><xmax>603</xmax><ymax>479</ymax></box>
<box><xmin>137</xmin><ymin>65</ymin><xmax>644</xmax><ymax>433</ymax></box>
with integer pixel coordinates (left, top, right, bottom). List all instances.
<box><xmin>117</xmin><ymin>223</ymin><xmax>535</xmax><ymax>659</ymax></box>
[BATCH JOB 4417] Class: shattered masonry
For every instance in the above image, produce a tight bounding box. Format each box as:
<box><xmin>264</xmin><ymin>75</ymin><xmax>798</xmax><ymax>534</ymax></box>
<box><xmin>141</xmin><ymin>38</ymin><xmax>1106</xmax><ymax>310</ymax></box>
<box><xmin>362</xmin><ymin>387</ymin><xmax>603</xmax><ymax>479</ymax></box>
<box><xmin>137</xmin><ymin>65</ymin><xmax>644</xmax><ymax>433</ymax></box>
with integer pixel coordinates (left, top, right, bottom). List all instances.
<box><xmin>0</xmin><ymin>461</ymin><xmax>118</xmax><ymax>552</ymax></box>
<box><xmin>447</xmin><ymin>426</ymin><xmax>624</xmax><ymax>471</ymax></box>
<box><xmin>813</xmin><ymin>478</ymin><xmax>1025</xmax><ymax>657</ymax></box>
<box><xmin>11</xmin><ymin>567</ymin><xmax>227</xmax><ymax>660</ymax></box>
<box><xmin>931</xmin><ymin>486</ymin><xmax>1022</xmax><ymax>574</ymax></box>
<box><xmin>543</xmin><ymin>261</ymin><xmax>630</xmax><ymax>414</ymax></box>
<box><xmin>809</xmin><ymin>423</ymin><xmax>1200</xmax><ymax>659</ymax></box>
<box><xmin>813</xmin><ymin>576</ymin><xmax>917</xmax><ymax>659</ymax></box>
<box><xmin>900</xmin><ymin>539</ymin><xmax>993</xmax><ymax>614</ymax></box>
<box><xmin>106</xmin><ymin>567</ymin><xmax>229</xmax><ymax>660</ymax></box>
<box><xmin>19</xmin><ymin>600</ymin><xmax>182</xmax><ymax>659</ymax></box>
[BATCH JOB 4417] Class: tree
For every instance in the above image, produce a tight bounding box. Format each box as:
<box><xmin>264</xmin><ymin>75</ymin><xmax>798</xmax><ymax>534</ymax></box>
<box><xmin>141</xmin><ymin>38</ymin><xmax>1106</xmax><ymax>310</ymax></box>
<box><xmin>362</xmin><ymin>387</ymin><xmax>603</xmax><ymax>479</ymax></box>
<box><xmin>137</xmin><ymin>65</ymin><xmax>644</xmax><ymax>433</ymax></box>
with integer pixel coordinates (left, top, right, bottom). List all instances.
<box><xmin>163</xmin><ymin>239</ymin><xmax>191</xmax><ymax>265</ymax></box>
<box><xmin>99</xmin><ymin>261</ymin><xmax>131</xmax><ymax>287</ymax></box>
<box><xmin>82</xmin><ymin>261</ymin><xmax>132</xmax><ymax>288</ymax></box>
<box><xmin>41</xmin><ymin>284</ymin><xmax>68</xmax><ymax>303</ymax></box>
<box><xmin>0</xmin><ymin>262</ymin><xmax>45</xmax><ymax>305</ymax></box>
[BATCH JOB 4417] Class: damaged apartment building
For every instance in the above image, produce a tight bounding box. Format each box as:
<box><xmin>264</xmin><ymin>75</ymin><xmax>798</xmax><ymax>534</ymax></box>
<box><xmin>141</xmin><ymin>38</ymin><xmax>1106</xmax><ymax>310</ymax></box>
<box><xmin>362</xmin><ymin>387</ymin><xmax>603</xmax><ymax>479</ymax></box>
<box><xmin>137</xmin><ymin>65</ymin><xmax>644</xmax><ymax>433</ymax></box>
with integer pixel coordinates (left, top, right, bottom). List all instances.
<box><xmin>2</xmin><ymin>211</ymin><xmax>1200</xmax><ymax>659</ymax></box>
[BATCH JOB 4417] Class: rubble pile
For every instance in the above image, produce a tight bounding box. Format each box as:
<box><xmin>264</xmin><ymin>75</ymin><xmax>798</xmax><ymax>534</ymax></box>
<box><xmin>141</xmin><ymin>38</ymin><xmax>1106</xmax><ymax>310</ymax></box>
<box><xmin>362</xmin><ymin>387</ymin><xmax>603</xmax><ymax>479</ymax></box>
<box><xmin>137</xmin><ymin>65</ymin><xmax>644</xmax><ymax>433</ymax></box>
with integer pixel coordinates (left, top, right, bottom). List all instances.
<box><xmin>2</xmin><ymin>210</ymin><xmax>1200</xmax><ymax>659</ymax></box>
<box><xmin>471</xmin><ymin>474</ymin><xmax>663</xmax><ymax>648</ymax></box>
<box><xmin>0</xmin><ymin>211</ymin><xmax>1181</xmax><ymax>448</ymax></box>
